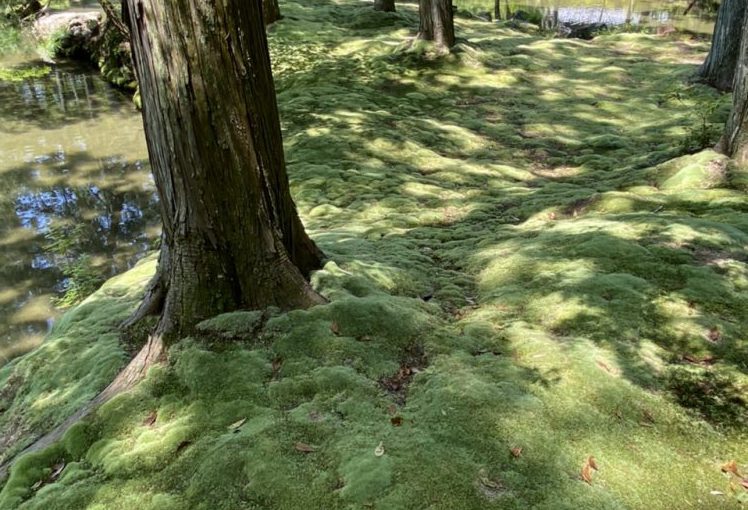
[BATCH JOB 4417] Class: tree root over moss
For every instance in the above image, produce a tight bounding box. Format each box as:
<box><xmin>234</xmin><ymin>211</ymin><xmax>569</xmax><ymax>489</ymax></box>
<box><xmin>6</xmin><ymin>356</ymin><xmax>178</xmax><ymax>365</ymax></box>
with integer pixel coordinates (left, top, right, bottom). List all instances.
<box><xmin>0</xmin><ymin>334</ymin><xmax>165</xmax><ymax>483</ymax></box>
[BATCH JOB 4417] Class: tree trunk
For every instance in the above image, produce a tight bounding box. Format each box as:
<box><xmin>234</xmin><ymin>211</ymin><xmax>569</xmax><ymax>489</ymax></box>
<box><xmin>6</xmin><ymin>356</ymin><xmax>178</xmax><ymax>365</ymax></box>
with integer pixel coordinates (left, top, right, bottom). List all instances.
<box><xmin>723</xmin><ymin>15</ymin><xmax>748</xmax><ymax>165</ymax></box>
<box><xmin>263</xmin><ymin>0</ymin><xmax>281</xmax><ymax>25</ymax></box>
<box><xmin>374</xmin><ymin>0</ymin><xmax>396</xmax><ymax>12</ymax></box>
<box><xmin>494</xmin><ymin>0</ymin><xmax>501</xmax><ymax>21</ymax></box>
<box><xmin>417</xmin><ymin>0</ymin><xmax>455</xmax><ymax>49</ymax></box>
<box><xmin>125</xmin><ymin>0</ymin><xmax>324</xmax><ymax>339</ymax></box>
<box><xmin>698</xmin><ymin>0</ymin><xmax>748</xmax><ymax>91</ymax></box>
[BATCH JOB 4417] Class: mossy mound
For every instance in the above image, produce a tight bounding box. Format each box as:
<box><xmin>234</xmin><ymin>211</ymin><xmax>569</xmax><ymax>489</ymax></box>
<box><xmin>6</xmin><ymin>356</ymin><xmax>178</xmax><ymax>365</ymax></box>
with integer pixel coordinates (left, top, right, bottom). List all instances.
<box><xmin>1</xmin><ymin>0</ymin><xmax>747</xmax><ymax>508</ymax></box>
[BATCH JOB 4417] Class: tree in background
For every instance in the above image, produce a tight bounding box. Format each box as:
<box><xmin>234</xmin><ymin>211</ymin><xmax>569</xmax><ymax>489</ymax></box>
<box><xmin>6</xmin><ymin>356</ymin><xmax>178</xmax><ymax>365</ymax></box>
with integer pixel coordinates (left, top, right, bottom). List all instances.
<box><xmin>722</xmin><ymin>14</ymin><xmax>748</xmax><ymax>164</ymax></box>
<box><xmin>264</xmin><ymin>0</ymin><xmax>281</xmax><ymax>24</ymax></box>
<box><xmin>494</xmin><ymin>0</ymin><xmax>502</xmax><ymax>21</ymax></box>
<box><xmin>698</xmin><ymin>0</ymin><xmax>748</xmax><ymax>91</ymax></box>
<box><xmin>417</xmin><ymin>0</ymin><xmax>455</xmax><ymax>49</ymax></box>
<box><xmin>124</xmin><ymin>0</ymin><xmax>324</xmax><ymax>341</ymax></box>
<box><xmin>374</xmin><ymin>0</ymin><xmax>396</xmax><ymax>12</ymax></box>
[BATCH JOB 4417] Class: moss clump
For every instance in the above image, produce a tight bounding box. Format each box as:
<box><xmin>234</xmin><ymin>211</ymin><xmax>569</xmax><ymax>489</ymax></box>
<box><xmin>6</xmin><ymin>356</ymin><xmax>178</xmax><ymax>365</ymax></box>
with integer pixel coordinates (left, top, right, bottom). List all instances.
<box><xmin>1</xmin><ymin>1</ymin><xmax>747</xmax><ymax>509</ymax></box>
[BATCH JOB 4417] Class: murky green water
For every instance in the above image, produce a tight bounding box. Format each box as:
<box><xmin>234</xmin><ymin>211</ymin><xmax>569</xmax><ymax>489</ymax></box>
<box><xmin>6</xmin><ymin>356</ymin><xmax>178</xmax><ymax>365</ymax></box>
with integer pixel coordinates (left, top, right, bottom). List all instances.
<box><xmin>455</xmin><ymin>0</ymin><xmax>716</xmax><ymax>35</ymax></box>
<box><xmin>0</xmin><ymin>57</ymin><xmax>158</xmax><ymax>365</ymax></box>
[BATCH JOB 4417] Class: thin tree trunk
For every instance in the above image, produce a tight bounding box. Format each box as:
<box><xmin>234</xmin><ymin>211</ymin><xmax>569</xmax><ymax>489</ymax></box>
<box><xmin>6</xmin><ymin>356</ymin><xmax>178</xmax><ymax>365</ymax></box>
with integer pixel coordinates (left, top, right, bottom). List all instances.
<box><xmin>494</xmin><ymin>0</ymin><xmax>501</xmax><ymax>21</ymax></box>
<box><xmin>263</xmin><ymin>0</ymin><xmax>281</xmax><ymax>25</ymax></box>
<box><xmin>417</xmin><ymin>0</ymin><xmax>455</xmax><ymax>49</ymax></box>
<box><xmin>699</xmin><ymin>0</ymin><xmax>748</xmax><ymax>91</ymax></box>
<box><xmin>125</xmin><ymin>0</ymin><xmax>324</xmax><ymax>340</ymax></box>
<box><xmin>374</xmin><ymin>0</ymin><xmax>396</xmax><ymax>12</ymax></box>
<box><xmin>723</xmin><ymin>15</ymin><xmax>748</xmax><ymax>165</ymax></box>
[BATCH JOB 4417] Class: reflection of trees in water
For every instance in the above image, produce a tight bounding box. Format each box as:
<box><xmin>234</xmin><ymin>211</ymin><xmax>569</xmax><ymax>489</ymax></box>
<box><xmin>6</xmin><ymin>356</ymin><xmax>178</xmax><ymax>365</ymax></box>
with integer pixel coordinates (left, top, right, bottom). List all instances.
<box><xmin>0</xmin><ymin>152</ymin><xmax>159</xmax><ymax>358</ymax></box>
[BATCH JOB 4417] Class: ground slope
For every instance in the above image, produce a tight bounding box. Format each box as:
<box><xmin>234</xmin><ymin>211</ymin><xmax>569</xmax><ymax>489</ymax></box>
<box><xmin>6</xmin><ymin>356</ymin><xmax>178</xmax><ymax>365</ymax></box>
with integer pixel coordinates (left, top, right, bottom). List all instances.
<box><xmin>1</xmin><ymin>1</ymin><xmax>747</xmax><ymax>509</ymax></box>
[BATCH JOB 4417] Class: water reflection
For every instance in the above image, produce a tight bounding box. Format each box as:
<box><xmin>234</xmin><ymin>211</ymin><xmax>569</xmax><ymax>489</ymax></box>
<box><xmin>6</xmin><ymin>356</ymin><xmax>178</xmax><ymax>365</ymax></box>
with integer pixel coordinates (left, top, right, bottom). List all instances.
<box><xmin>0</xmin><ymin>62</ymin><xmax>158</xmax><ymax>365</ymax></box>
<box><xmin>456</xmin><ymin>0</ymin><xmax>716</xmax><ymax>35</ymax></box>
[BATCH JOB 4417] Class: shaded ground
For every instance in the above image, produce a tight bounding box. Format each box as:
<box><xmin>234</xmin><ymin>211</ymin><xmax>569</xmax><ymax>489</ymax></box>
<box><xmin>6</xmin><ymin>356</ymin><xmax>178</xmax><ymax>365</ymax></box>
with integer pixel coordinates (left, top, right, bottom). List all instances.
<box><xmin>1</xmin><ymin>1</ymin><xmax>747</xmax><ymax>509</ymax></box>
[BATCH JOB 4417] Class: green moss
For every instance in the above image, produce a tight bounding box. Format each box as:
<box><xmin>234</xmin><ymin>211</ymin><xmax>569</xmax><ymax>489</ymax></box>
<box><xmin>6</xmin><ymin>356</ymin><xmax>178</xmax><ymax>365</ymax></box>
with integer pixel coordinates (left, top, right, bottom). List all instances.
<box><xmin>1</xmin><ymin>1</ymin><xmax>747</xmax><ymax>509</ymax></box>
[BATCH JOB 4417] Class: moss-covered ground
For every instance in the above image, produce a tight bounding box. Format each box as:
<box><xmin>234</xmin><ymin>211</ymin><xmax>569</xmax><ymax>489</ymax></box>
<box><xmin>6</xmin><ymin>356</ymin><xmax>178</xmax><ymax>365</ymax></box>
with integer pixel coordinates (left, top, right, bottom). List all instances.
<box><xmin>1</xmin><ymin>1</ymin><xmax>747</xmax><ymax>508</ymax></box>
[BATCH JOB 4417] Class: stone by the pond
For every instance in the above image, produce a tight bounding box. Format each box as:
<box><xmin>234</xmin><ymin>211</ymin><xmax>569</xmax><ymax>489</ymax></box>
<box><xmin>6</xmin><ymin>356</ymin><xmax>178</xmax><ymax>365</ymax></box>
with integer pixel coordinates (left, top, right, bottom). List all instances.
<box><xmin>557</xmin><ymin>22</ymin><xmax>609</xmax><ymax>40</ymax></box>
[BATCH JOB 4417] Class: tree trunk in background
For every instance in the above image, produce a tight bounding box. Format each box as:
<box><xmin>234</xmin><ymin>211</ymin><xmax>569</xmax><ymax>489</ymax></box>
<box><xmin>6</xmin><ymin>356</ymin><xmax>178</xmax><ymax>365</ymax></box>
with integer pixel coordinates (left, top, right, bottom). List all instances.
<box><xmin>494</xmin><ymin>0</ymin><xmax>501</xmax><ymax>20</ymax></box>
<box><xmin>723</xmin><ymin>16</ymin><xmax>748</xmax><ymax>165</ymax></box>
<box><xmin>698</xmin><ymin>0</ymin><xmax>748</xmax><ymax>91</ymax></box>
<box><xmin>418</xmin><ymin>0</ymin><xmax>455</xmax><ymax>49</ymax></box>
<box><xmin>263</xmin><ymin>0</ymin><xmax>281</xmax><ymax>25</ymax></box>
<box><xmin>125</xmin><ymin>0</ymin><xmax>324</xmax><ymax>339</ymax></box>
<box><xmin>374</xmin><ymin>0</ymin><xmax>396</xmax><ymax>12</ymax></box>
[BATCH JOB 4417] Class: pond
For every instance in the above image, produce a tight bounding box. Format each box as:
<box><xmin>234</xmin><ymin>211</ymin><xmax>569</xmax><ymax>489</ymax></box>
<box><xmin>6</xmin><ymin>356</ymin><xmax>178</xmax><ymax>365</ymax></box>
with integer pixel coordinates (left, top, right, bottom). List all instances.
<box><xmin>0</xmin><ymin>52</ymin><xmax>158</xmax><ymax>366</ymax></box>
<box><xmin>454</xmin><ymin>0</ymin><xmax>716</xmax><ymax>36</ymax></box>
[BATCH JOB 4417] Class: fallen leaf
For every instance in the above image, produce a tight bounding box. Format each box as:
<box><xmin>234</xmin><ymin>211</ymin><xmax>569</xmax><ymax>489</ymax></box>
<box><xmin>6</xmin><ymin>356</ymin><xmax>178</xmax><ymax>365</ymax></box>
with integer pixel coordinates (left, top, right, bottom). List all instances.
<box><xmin>228</xmin><ymin>418</ymin><xmax>247</xmax><ymax>432</ymax></box>
<box><xmin>330</xmin><ymin>322</ymin><xmax>341</xmax><ymax>336</ymax></box>
<box><xmin>142</xmin><ymin>410</ymin><xmax>157</xmax><ymax>427</ymax></box>
<box><xmin>581</xmin><ymin>456</ymin><xmax>598</xmax><ymax>484</ymax></box>
<box><xmin>374</xmin><ymin>441</ymin><xmax>385</xmax><ymax>457</ymax></box>
<box><xmin>587</xmin><ymin>456</ymin><xmax>598</xmax><ymax>471</ymax></box>
<box><xmin>581</xmin><ymin>464</ymin><xmax>593</xmax><ymax>484</ymax></box>
<box><xmin>510</xmin><ymin>447</ymin><xmax>523</xmax><ymax>458</ymax></box>
<box><xmin>741</xmin><ymin>478</ymin><xmax>748</xmax><ymax>490</ymax></box>
<box><xmin>706</xmin><ymin>327</ymin><xmax>721</xmax><ymax>343</ymax></box>
<box><xmin>710</xmin><ymin>490</ymin><xmax>724</xmax><ymax>496</ymax></box>
<box><xmin>49</xmin><ymin>461</ymin><xmax>66</xmax><ymax>482</ymax></box>
<box><xmin>295</xmin><ymin>442</ymin><xmax>316</xmax><ymax>453</ymax></box>
<box><xmin>721</xmin><ymin>460</ymin><xmax>741</xmax><ymax>476</ymax></box>
<box><xmin>391</xmin><ymin>416</ymin><xmax>403</xmax><ymax>426</ymax></box>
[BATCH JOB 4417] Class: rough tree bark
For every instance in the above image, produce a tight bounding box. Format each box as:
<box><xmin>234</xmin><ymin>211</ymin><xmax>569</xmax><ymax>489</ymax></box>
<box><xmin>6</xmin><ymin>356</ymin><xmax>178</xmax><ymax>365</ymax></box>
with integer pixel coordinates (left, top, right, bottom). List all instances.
<box><xmin>263</xmin><ymin>0</ymin><xmax>281</xmax><ymax>25</ymax></box>
<box><xmin>417</xmin><ymin>0</ymin><xmax>455</xmax><ymax>49</ymax></box>
<box><xmin>723</xmin><ymin>15</ymin><xmax>748</xmax><ymax>165</ymax></box>
<box><xmin>125</xmin><ymin>0</ymin><xmax>325</xmax><ymax>340</ymax></box>
<box><xmin>698</xmin><ymin>0</ymin><xmax>748</xmax><ymax>91</ymax></box>
<box><xmin>374</xmin><ymin>0</ymin><xmax>396</xmax><ymax>12</ymax></box>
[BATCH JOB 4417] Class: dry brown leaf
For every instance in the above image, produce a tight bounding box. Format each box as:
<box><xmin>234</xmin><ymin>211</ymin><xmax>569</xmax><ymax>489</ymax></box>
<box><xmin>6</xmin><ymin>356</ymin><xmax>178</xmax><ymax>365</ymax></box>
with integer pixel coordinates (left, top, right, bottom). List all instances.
<box><xmin>581</xmin><ymin>456</ymin><xmax>598</xmax><ymax>484</ymax></box>
<box><xmin>510</xmin><ymin>447</ymin><xmax>523</xmax><ymax>458</ymax></box>
<box><xmin>142</xmin><ymin>410</ymin><xmax>157</xmax><ymax>427</ymax></box>
<box><xmin>721</xmin><ymin>460</ymin><xmax>741</xmax><ymax>476</ymax></box>
<box><xmin>330</xmin><ymin>322</ymin><xmax>341</xmax><ymax>336</ymax></box>
<box><xmin>294</xmin><ymin>442</ymin><xmax>316</xmax><ymax>453</ymax></box>
<box><xmin>228</xmin><ymin>418</ymin><xmax>247</xmax><ymax>432</ymax></box>
<box><xmin>588</xmin><ymin>456</ymin><xmax>598</xmax><ymax>471</ymax></box>
<box><xmin>390</xmin><ymin>416</ymin><xmax>403</xmax><ymax>427</ymax></box>
<box><xmin>581</xmin><ymin>463</ymin><xmax>593</xmax><ymax>484</ymax></box>
<box><xmin>741</xmin><ymin>478</ymin><xmax>748</xmax><ymax>490</ymax></box>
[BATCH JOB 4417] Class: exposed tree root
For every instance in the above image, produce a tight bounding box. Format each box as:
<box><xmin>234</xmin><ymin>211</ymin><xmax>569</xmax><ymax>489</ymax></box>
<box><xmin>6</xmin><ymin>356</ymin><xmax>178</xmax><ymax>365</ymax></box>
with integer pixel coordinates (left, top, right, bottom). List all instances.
<box><xmin>0</xmin><ymin>334</ymin><xmax>165</xmax><ymax>482</ymax></box>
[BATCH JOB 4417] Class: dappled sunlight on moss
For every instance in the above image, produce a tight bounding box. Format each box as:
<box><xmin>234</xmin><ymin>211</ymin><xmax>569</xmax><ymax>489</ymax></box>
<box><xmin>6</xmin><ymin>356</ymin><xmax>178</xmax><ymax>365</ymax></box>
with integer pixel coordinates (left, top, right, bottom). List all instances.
<box><xmin>2</xmin><ymin>0</ymin><xmax>747</xmax><ymax>508</ymax></box>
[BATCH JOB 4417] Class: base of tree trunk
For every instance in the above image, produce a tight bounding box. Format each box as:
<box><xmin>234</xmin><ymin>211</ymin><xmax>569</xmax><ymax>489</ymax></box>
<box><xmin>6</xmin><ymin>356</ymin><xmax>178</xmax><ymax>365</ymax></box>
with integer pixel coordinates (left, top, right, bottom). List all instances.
<box><xmin>374</xmin><ymin>0</ymin><xmax>396</xmax><ymax>12</ymax></box>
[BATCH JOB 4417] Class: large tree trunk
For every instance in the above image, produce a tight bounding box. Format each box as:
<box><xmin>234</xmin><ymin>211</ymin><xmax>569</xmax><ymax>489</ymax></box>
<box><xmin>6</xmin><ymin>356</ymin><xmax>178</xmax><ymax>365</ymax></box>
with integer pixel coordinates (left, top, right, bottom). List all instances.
<box><xmin>723</xmin><ymin>15</ymin><xmax>748</xmax><ymax>165</ymax></box>
<box><xmin>374</xmin><ymin>0</ymin><xmax>396</xmax><ymax>12</ymax></box>
<box><xmin>263</xmin><ymin>0</ymin><xmax>281</xmax><ymax>25</ymax></box>
<box><xmin>125</xmin><ymin>0</ymin><xmax>324</xmax><ymax>339</ymax></box>
<box><xmin>417</xmin><ymin>0</ymin><xmax>455</xmax><ymax>49</ymax></box>
<box><xmin>698</xmin><ymin>0</ymin><xmax>748</xmax><ymax>91</ymax></box>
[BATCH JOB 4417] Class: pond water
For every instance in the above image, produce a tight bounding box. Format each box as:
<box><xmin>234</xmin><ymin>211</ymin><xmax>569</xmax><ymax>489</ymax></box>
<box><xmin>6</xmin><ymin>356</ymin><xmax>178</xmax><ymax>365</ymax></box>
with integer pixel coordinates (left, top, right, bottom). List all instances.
<box><xmin>0</xmin><ymin>56</ymin><xmax>158</xmax><ymax>366</ymax></box>
<box><xmin>455</xmin><ymin>0</ymin><xmax>716</xmax><ymax>35</ymax></box>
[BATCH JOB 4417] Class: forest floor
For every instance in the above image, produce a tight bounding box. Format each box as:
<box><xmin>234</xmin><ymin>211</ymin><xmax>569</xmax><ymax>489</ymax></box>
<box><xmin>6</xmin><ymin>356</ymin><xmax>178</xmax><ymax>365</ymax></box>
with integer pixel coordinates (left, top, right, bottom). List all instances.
<box><xmin>1</xmin><ymin>1</ymin><xmax>747</xmax><ymax>508</ymax></box>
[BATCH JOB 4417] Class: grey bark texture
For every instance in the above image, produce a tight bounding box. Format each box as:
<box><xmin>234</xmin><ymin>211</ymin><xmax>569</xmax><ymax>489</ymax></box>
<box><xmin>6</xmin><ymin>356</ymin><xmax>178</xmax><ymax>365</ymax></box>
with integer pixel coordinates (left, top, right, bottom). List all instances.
<box><xmin>699</xmin><ymin>0</ymin><xmax>748</xmax><ymax>91</ymax></box>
